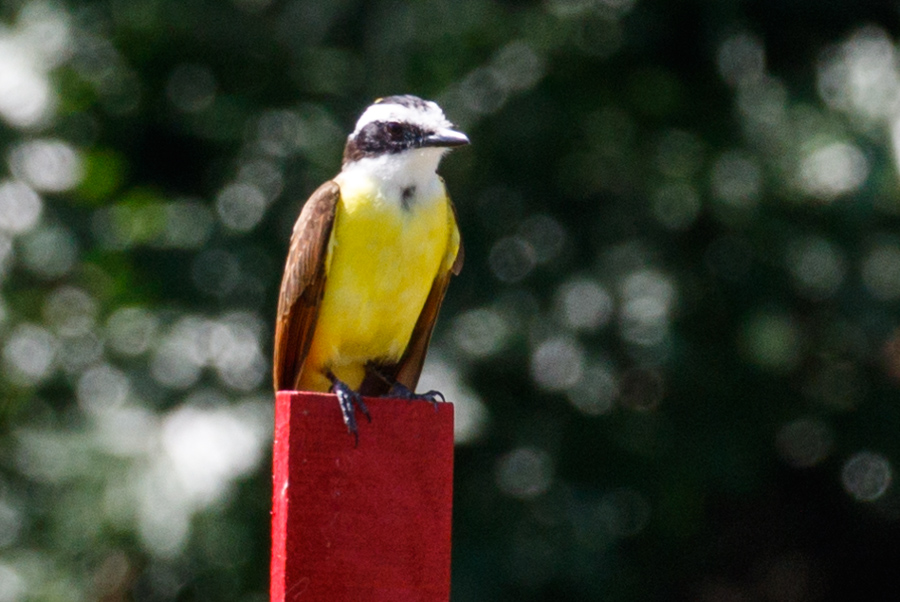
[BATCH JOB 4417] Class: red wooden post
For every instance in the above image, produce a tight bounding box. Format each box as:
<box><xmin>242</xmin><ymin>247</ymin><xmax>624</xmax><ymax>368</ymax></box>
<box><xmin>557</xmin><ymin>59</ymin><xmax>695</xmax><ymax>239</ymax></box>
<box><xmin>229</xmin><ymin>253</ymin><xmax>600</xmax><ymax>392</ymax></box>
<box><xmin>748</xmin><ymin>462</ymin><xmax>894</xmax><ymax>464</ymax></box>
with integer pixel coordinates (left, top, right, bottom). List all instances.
<box><xmin>271</xmin><ymin>391</ymin><xmax>455</xmax><ymax>602</ymax></box>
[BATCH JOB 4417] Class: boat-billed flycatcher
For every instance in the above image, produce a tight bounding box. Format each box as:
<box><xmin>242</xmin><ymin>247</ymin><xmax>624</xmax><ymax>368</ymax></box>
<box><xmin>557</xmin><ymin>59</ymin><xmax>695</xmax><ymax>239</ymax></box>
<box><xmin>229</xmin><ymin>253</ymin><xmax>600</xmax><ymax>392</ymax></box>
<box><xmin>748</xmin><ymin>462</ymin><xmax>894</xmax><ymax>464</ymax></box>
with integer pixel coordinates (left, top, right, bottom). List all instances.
<box><xmin>272</xmin><ymin>95</ymin><xmax>467</xmax><ymax>438</ymax></box>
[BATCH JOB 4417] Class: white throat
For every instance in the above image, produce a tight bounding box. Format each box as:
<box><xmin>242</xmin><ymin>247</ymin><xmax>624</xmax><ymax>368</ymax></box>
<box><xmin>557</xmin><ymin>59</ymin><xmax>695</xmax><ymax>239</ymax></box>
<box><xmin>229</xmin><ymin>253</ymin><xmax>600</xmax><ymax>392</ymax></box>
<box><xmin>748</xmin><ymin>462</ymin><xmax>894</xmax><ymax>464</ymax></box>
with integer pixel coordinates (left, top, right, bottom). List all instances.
<box><xmin>339</xmin><ymin>148</ymin><xmax>447</xmax><ymax>209</ymax></box>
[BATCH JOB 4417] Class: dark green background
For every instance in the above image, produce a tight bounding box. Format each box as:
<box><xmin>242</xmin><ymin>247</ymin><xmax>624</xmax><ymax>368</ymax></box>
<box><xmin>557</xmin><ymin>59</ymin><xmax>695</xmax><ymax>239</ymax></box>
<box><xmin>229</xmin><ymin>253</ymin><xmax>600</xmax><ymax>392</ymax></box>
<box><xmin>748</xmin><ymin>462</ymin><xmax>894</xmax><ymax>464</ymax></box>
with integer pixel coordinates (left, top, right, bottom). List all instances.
<box><xmin>1</xmin><ymin>0</ymin><xmax>899</xmax><ymax>600</ymax></box>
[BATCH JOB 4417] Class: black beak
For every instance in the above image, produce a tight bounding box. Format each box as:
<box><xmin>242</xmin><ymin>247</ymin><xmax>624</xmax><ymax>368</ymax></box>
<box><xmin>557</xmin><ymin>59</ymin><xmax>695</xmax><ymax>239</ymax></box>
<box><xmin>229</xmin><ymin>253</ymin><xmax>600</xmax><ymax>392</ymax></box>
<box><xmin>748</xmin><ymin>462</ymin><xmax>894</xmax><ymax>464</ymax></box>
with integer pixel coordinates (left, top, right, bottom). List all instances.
<box><xmin>422</xmin><ymin>128</ymin><xmax>470</xmax><ymax>148</ymax></box>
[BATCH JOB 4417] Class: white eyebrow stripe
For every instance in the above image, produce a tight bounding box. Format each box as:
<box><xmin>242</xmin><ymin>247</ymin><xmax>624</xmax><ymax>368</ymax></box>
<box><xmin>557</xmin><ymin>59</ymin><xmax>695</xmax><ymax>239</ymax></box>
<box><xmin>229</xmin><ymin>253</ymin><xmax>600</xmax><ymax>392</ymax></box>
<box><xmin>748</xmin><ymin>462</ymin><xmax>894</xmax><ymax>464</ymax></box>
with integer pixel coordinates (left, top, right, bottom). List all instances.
<box><xmin>352</xmin><ymin>101</ymin><xmax>453</xmax><ymax>135</ymax></box>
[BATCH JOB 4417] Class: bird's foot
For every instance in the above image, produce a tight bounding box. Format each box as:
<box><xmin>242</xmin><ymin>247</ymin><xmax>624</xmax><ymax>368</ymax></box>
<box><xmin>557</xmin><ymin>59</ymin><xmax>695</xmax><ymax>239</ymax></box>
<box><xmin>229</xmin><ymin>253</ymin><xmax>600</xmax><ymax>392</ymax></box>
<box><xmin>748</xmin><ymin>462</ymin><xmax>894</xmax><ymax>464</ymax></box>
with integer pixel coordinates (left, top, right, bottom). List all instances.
<box><xmin>386</xmin><ymin>383</ymin><xmax>445</xmax><ymax>410</ymax></box>
<box><xmin>328</xmin><ymin>374</ymin><xmax>371</xmax><ymax>445</ymax></box>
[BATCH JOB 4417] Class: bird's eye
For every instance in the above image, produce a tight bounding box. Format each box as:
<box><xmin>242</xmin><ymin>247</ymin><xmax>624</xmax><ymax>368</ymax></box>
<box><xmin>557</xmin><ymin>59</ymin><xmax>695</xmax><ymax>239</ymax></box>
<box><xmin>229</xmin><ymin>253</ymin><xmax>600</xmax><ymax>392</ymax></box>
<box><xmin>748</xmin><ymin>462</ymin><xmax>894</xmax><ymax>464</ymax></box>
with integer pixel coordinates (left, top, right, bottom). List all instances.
<box><xmin>386</xmin><ymin>122</ymin><xmax>404</xmax><ymax>141</ymax></box>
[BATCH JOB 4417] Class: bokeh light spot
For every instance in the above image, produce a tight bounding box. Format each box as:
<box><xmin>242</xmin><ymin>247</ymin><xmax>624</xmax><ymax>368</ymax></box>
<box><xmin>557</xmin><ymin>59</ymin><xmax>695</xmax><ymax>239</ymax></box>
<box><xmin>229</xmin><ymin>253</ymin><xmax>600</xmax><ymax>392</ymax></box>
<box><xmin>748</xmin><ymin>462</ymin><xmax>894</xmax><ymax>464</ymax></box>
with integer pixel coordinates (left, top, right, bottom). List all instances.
<box><xmin>0</xmin><ymin>180</ymin><xmax>41</xmax><ymax>234</ymax></box>
<box><xmin>652</xmin><ymin>181</ymin><xmax>701</xmax><ymax>230</ymax></box>
<box><xmin>150</xmin><ymin>318</ymin><xmax>209</xmax><ymax>389</ymax></box>
<box><xmin>256</xmin><ymin>110</ymin><xmax>301</xmax><ymax>157</ymax></box>
<box><xmin>106</xmin><ymin>307</ymin><xmax>158</xmax><ymax>357</ymax></box>
<box><xmin>166</xmin><ymin>63</ymin><xmax>216</xmax><ymax>113</ymax></box>
<box><xmin>786</xmin><ymin>236</ymin><xmax>846</xmax><ymax>300</ymax></box>
<box><xmin>736</xmin><ymin>75</ymin><xmax>788</xmax><ymax>134</ymax></box>
<box><xmin>452</xmin><ymin>307</ymin><xmax>509</xmax><ymax>358</ymax></box>
<box><xmin>711</xmin><ymin>150</ymin><xmax>761</xmax><ymax>210</ymax></box>
<box><xmin>798</xmin><ymin>142</ymin><xmax>868</xmax><ymax>200</ymax></box>
<box><xmin>776</xmin><ymin>417</ymin><xmax>834</xmax><ymax>468</ymax></box>
<box><xmin>842</xmin><ymin>451</ymin><xmax>892</xmax><ymax>502</ymax></box>
<box><xmin>209</xmin><ymin>312</ymin><xmax>266</xmax><ymax>392</ymax></box>
<box><xmin>656</xmin><ymin>129</ymin><xmax>704</xmax><ymax>179</ymax></box>
<box><xmin>0</xmin><ymin>37</ymin><xmax>55</xmax><ymax>128</ymax></box>
<box><xmin>77</xmin><ymin>364</ymin><xmax>131</xmax><ymax>416</ymax></box>
<box><xmin>739</xmin><ymin>312</ymin><xmax>803</xmax><ymax>373</ymax></box>
<box><xmin>517</xmin><ymin>214</ymin><xmax>565</xmax><ymax>264</ymax></box>
<box><xmin>489</xmin><ymin>236</ymin><xmax>536</xmax><ymax>283</ymax></box>
<box><xmin>43</xmin><ymin>286</ymin><xmax>97</xmax><ymax>337</ymax></box>
<box><xmin>566</xmin><ymin>361</ymin><xmax>618</xmax><ymax>415</ymax></box>
<box><xmin>619</xmin><ymin>269</ymin><xmax>675</xmax><ymax>347</ymax></box>
<box><xmin>216</xmin><ymin>182</ymin><xmax>267</xmax><ymax>232</ymax></box>
<box><xmin>419</xmin><ymin>356</ymin><xmax>488</xmax><ymax>444</ymax></box>
<box><xmin>491</xmin><ymin>41</ymin><xmax>544</xmax><ymax>92</ymax></box>
<box><xmin>555</xmin><ymin>277</ymin><xmax>613</xmax><ymax>331</ymax></box>
<box><xmin>531</xmin><ymin>336</ymin><xmax>585</xmax><ymax>392</ymax></box>
<box><xmin>160</xmin><ymin>400</ymin><xmax>271</xmax><ymax>509</ymax></box>
<box><xmin>237</xmin><ymin>158</ymin><xmax>284</xmax><ymax>202</ymax></box>
<box><xmin>0</xmin><ymin>563</ymin><xmax>24</xmax><ymax>602</ymax></box>
<box><xmin>57</xmin><ymin>334</ymin><xmax>104</xmax><ymax>376</ymax></box>
<box><xmin>459</xmin><ymin>67</ymin><xmax>507</xmax><ymax>116</ymax></box>
<box><xmin>3</xmin><ymin>323</ymin><xmax>57</xmax><ymax>386</ymax></box>
<box><xmin>718</xmin><ymin>32</ymin><xmax>766</xmax><ymax>86</ymax></box>
<box><xmin>817</xmin><ymin>26</ymin><xmax>900</xmax><ymax>122</ymax></box>
<box><xmin>0</xmin><ymin>497</ymin><xmax>22</xmax><ymax>548</ymax></box>
<box><xmin>495</xmin><ymin>447</ymin><xmax>553</xmax><ymax>499</ymax></box>
<box><xmin>861</xmin><ymin>239</ymin><xmax>900</xmax><ymax>301</ymax></box>
<box><xmin>161</xmin><ymin>201</ymin><xmax>214</xmax><ymax>248</ymax></box>
<box><xmin>19</xmin><ymin>225</ymin><xmax>77</xmax><ymax>278</ymax></box>
<box><xmin>8</xmin><ymin>139</ymin><xmax>82</xmax><ymax>192</ymax></box>
<box><xmin>192</xmin><ymin>249</ymin><xmax>240</xmax><ymax>297</ymax></box>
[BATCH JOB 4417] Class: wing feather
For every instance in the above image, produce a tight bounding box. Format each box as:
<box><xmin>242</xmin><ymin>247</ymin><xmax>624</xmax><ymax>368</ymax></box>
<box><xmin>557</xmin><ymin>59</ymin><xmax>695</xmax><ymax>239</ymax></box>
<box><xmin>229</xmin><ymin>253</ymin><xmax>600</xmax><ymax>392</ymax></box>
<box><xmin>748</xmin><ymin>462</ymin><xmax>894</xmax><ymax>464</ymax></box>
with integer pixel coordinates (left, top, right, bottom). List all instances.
<box><xmin>272</xmin><ymin>181</ymin><xmax>340</xmax><ymax>392</ymax></box>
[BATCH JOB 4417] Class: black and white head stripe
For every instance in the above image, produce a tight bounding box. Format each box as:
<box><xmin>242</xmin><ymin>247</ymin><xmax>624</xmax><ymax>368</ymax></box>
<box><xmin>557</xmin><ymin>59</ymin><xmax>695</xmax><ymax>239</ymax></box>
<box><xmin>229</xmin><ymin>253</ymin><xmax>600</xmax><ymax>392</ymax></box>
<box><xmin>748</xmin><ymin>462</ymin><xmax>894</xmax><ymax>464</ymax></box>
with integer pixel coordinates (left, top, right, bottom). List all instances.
<box><xmin>343</xmin><ymin>95</ymin><xmax>468</xmax><ymax>164</ymax></box>
<box><xmin>352</xmin><ymin>95</ymin><xmax>453</xmax><ymax>137</ymax></box>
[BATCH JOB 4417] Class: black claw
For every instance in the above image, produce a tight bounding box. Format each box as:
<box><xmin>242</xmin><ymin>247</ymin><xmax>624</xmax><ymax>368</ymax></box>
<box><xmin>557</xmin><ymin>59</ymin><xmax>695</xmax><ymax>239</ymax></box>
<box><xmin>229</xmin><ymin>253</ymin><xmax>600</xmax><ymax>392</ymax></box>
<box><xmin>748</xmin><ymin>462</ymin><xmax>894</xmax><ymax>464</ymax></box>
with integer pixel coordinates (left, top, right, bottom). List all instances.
<box><xmin>421</xmin><ymin>390</ymin><xmax>446</xmax><ymax>403</ymax></box>
<box><xmin>386</xmin><ymin>383</ymin><xmax>446</xmax><ymax>410</ymax></box>
<box><xmin>328</xmin><ymin>374</ymin><xmax>370</xmax><ymax>444</ymax></box>
<box><xmin>357</xmin><ymin>396</ymin><xmax>372</xmax><ymax>423</ymax></box>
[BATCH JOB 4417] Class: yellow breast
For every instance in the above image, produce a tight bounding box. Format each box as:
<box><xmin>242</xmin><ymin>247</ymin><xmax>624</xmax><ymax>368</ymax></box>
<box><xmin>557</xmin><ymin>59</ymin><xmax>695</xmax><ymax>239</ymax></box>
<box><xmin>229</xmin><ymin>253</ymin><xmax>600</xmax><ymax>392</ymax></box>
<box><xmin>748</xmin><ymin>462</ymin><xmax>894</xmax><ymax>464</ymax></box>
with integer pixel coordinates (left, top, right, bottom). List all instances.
<box><xmin>301</xmin><ymin>173</ymin><xmax>456</xmax><ymax>390</ymax></box>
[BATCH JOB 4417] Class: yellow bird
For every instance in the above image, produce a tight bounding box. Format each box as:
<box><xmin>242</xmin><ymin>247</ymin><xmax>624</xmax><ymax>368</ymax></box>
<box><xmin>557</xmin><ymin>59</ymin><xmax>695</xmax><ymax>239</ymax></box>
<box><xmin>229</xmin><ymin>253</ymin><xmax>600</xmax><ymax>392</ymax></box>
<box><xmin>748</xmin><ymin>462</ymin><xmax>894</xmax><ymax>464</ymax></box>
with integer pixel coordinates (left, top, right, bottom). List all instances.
<box><xmin>272</xmin><ymin>95</ymin><xmax>467</xmax><ymax>437</ymax></box>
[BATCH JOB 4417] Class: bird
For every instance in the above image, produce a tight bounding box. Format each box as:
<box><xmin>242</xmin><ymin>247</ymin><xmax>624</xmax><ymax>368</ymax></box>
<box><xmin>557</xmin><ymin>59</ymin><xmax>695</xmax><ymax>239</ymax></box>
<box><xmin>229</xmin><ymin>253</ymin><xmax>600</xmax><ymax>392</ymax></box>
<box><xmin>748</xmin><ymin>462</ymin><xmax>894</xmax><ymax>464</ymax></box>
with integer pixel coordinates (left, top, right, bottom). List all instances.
<box><xmin>272</xmin><ymin>95</ymin><xmax>467</xmax><ymax>440</ymax></box>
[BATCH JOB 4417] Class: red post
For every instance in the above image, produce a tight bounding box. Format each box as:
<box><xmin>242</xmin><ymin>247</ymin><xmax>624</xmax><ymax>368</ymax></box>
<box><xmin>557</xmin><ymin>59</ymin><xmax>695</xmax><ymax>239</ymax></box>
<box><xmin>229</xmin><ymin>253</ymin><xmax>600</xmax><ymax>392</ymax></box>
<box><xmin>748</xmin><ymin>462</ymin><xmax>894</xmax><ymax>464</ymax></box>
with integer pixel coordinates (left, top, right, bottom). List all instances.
<box><xmin>271</xmin><ymin>391</ymin><xmax>455</xmax><ymax>602</ymax></box>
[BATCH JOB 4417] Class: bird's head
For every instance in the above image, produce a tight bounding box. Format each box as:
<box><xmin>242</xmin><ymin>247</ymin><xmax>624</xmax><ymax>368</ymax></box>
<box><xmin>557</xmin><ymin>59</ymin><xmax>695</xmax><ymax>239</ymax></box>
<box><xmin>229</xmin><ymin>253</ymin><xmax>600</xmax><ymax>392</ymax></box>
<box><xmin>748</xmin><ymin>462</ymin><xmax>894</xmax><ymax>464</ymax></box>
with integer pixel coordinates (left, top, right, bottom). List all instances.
<box><xmin>342</xmin><ymin>95</ymin><xmax>469</xmax><ymax>167</ymax></box>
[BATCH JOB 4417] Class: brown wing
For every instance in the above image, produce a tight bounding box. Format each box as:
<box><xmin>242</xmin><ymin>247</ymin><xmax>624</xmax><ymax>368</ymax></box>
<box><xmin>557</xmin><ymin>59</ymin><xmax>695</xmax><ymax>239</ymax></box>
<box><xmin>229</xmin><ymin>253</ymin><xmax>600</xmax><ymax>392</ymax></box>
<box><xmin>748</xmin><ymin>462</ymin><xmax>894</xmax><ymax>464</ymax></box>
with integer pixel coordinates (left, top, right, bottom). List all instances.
<box><xmin>359</xmin><ymin>198</ymin><xmax>464</xmax><ymax>395</ymax></box>
<box><xmin>272</xmin><ymin>181</ymin><xmax>340</xmax><ymax>392</ymax></box>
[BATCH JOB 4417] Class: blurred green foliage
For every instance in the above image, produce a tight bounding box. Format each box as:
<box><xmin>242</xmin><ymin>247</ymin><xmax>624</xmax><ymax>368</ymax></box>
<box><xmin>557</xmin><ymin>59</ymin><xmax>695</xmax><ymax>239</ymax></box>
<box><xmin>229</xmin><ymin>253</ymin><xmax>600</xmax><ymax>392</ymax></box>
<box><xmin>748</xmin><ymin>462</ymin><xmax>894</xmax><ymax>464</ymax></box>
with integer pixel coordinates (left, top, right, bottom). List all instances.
<box><xmin>1</xmin><ymin>0</ymin><xmax>900</xmax><ymax>600</ymax></box>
